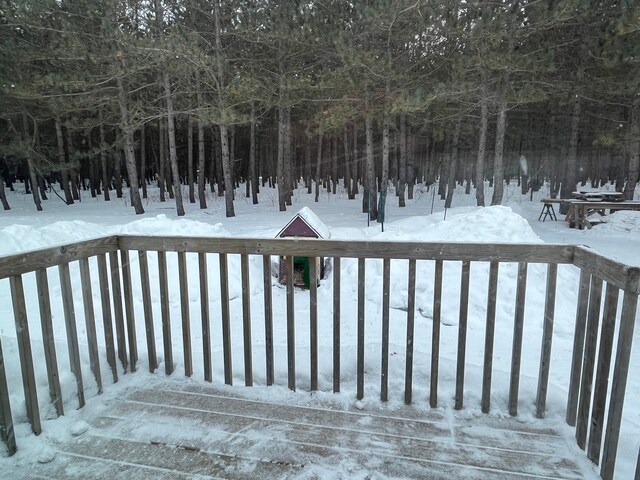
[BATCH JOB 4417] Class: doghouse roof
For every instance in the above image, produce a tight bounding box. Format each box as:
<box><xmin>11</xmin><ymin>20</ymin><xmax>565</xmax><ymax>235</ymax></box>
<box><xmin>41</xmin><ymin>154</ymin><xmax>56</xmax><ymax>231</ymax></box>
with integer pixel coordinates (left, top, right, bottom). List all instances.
<box><xmin>276</xmin><ymin>207</ymin><xmax>331</xmax><ymax>239</ymax></box>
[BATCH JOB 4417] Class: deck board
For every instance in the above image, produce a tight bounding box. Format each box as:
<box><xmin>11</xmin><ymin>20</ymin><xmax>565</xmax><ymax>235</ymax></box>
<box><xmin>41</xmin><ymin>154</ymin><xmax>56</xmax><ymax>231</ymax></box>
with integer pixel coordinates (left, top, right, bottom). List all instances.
<box><xmin>14</xmin><ymin>382</ymin><xmax>594</xmax><ymax>479</ymax></box>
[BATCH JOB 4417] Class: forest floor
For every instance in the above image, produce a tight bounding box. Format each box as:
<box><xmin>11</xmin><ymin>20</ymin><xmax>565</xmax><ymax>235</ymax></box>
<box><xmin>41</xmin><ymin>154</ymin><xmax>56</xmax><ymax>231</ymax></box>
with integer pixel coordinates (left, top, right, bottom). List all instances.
<box><xmin>0</xmin><ymin>179</ymin><xmax>639</xmax><ymax>479</ymax></box>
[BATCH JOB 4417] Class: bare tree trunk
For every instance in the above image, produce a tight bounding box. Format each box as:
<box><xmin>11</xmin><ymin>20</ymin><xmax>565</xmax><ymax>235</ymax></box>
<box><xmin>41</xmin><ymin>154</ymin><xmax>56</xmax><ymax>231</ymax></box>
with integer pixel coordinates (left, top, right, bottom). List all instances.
<box><xmin>66</xmin><ymin>127</ymin><xmax>80</xmax><ymax>202</ymax></box>
<box><xmin>196</xmin><ymin>71</ymin><xmax>207</xmax><ymax>208</ymax></box>
<box><xmin>187</xmin><ymin>116</ymin><xmax>195</xmax><ymax>203</ymax></box>
<box><xmin>315</xmin><ymin>131</ymin><xmax>322</xmax><ymax>202</ymax></box>
<box><xmin>364</xmin><ymin>98</ymin><xmax>378</xmax><ymax>220</ymax></box>
<box><xmin>140</xmin><ymin>123</ymin><xmax>147</xmax><ymax>199</ymax></box>
<box><xmin>0</xmin><ymin>174</ymin><xmax>9</xmax><ymax>210</ymax></box>
<box><xmin>22</xmin><ymin>112</ymin><xmax>42</xmax><ymax>211</ymax></box>
<box><xmin>624</xmin><ymin>102</ymin><xmax>639</xmax><ymax>200</ymax></box>
<box><xmin>491</xmin><ymin>100</ymin><xmax>508</xmax><ymax>206</ymax></box>
<box><xmin>163</xmin><ymin>73</ymin><xmax>185</xmax><ymax>215</ymax></box>
<box><xmin>116</xmin><ymin>70</ymin><xmax>144</xmax><ymax>214</ymax></box>
<box><xmin>343</xmin><ymin>126</ymin><xmax>352</xmax><ymax>199</ymax></box>
<box><xmin>351</xmin><ymin>124</ymin><xmax>358</xmax><ymax>199</ymax></box>
<box><xmin>475</xmin><ymin>96</ymin><xmax>488</xmax><ymax>206</ymax></box>
<box><xmin>284</xmin><ymin>106</ymin><xmax>293</xmax><ymax>205</ymax></box>
<box><xmin>277</xmin><ymin>98</ymin><xmax>287</xmax><ymax>211</ymax></box>
<box><xmin>250</xmin><ymin>100</ymin><xmax>258</xmax><ymax>204</ymax></box>
<box><xmin>560</xmin><ymin>96</ymin><xmax>581</xmax><ymax>210</ymax></box>
<box><xmin>158</xmin><ymin>118</ymin><xmax>166</xmax><ymax>202</ymax></box>
<box><xmin>98</xmin><ymin>109</ymin><xmax>110</xmax><ymax>201</ymax></box>
<box><xmin>55</xmin><ymin>116</ymin><xmax>74</xmax><ymax>204</ymax></box>
<box><xmin>445</xmin><ymin>119</ymin><xmax>461</xmax><ymax>209</ymax></box>
<box><xmin>306</xmin><ymin>135</ymin><xmax>312</xmax><ymax>194</ymax></box>
<box><xmin>398</xmin><ymin>113</ymin><xmax>407</xmax><ymax>207</ymax></box>
<box><xmin>407</xmin><ymin>127</ymin><xmax>416</xmax><ymax>200</ymax></box>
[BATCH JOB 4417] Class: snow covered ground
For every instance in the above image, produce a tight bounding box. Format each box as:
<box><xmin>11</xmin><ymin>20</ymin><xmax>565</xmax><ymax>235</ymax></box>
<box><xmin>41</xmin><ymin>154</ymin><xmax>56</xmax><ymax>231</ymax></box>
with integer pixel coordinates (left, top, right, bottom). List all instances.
<box><xmin>1</xmin><ymin>180</ymin><xmax>639</xmax><ymax>478</ymax></box>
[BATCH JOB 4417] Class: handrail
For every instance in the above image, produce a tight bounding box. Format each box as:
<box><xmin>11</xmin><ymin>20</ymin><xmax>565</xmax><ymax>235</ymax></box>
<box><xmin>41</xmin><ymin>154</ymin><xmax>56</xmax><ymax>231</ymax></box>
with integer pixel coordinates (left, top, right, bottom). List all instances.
<box><xmin>0</xmin><ymin>234</ymin><xmax>637</xmax><ymax>479</ymax></box>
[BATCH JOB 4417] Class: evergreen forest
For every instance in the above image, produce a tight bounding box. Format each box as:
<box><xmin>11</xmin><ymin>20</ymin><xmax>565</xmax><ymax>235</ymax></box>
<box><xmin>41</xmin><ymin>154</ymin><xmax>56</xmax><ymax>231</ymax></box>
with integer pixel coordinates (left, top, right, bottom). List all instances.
<box><xmin>0</xmin><ymin>0</ymin><xmax>638</xmax><ymax>217</ymax></box>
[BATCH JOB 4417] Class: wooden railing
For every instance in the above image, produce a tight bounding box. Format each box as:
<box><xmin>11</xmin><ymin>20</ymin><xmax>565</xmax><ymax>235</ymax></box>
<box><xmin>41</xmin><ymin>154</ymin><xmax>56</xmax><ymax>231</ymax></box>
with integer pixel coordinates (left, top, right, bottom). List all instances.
<box><xmin>0</xmin><ymin>235</ymin><xmax>638</xmax><ymax>479</ymax></box>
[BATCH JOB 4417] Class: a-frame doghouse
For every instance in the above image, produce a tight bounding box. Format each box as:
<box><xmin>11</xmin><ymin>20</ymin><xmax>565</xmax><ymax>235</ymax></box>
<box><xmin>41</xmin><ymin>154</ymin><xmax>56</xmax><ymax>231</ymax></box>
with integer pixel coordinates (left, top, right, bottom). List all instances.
<box><xmin>276</xmin><ymin>207</ymin><xmax>330</xmax><ymax>288</ymax></box>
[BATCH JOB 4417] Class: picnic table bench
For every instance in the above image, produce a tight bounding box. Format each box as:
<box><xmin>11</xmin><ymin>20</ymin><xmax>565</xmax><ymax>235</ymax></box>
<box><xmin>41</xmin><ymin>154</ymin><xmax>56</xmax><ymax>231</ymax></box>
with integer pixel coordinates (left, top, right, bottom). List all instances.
<box><xmin>540</xmin><ymin>197</ymin><xmax>640</xmax><ymax>229</ymax></box>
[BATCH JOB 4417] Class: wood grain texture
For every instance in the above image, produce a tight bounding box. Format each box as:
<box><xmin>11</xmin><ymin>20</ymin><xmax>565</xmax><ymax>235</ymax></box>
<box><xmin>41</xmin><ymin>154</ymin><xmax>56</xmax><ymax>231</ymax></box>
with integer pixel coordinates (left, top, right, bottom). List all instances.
<box><xmin>157</xmin><ymin>251</ymin><xmax>173</xmax><ymax>376</ymax></box>
<box><xmin>381</xmin><ymin>258</ymin><xmax>390</xmax><ymax>402</ymax></box>
<box><xmin>262</xmin><ymin>255</ymin><xmax>274</xmax><ymax>386</ymax></box>
<box><xmin>10</xmin><ymin>275</ymin><xmax>41</xmax><ymax>434</ymax></box>
<box><xmin>404</xmin><ymin>259</ymin><xmax>417</xmax><ymax>405</ymax></box>
<box><xmin>286</xmin><ymin>255</ymin><xmax>296</xmax><ymax>391</ymax></box>
<box><xmin>0</xmin><ymin>236</ymin><xmax>118</xmax><ymax>279</ymax></box>
<box><xmin>332</xmin><ymin>257</ymin><xmax>340</xmax><ymax>393</ymax></box>
<box><xmin>576</xmin><ymin>275</ymin><xmax>603</xmax><ymax>449</ymax></box>
<box><xmin>430</xmin><ymin>259</ymin><xmax>443</xmax><ymax>408</ymax></box>
<box><xmin>536</xmin><ymin>263</ymin><xmax>557</xmax><ymax>419</ymax></box>
<box><xmin>109</xmin><ymin>251</ymin><xmax>128</xmax><ymax>373</ymax></box>
<box><xmin>600</xmin><ymin>292</ymin><xmax>638</xmax><ymax>480</ymax></box>
<box><xmin>573</xmin><ymin>247</ymin><xmax>637</xmax><ymax>294</ymax></box>
<box><xmin>309</xmin><ymin>256</ymin><xmax>318</xmax><ymax>392</ymax></box>
<box><xmin>35</xmin><ymin>268</ymin><xmax>63</xmax><ymax>415</ymax></box>
<box><xmin>58</xmin><ymin>263</ymin><xmax>85</xmax><ymax>408</ymax></box>
<box><xmin>178</xmin><ymin>252</ymin><xmax>192</xmax><ymax>377</ymax></box>
<box><xmin>566</xmin><ymin>268</ymin><xmax>590</xmax><ymax>426</ymax></box>
<box><xmin>508</xmin><ymin>262</ymin><xmax>528</xmax><ymax>417</ymax></box>
<box><xmin>97</xmin><ymin>255</ymin><xmax>117</xmax><ymax>383</ymax></box>
<box><xmin>357</xmin><ymin>257</ymin><xmax>365</xmax><ymax>401</ymax></box>
<box><xmin>482</xmin><ymin>261</ymin><xmax>499</xmax><ymax>414</ymax></box>
<box><xmin>199</xmin><ymin>253</ymin><xmax>211</xmax><ymax>382</ymax></box>
<box><xmin>219</xmin><ymin>253</ymin><xmax>232</xmax><ymax>385</ymax></box>
<box><xmin>120</xmin><ymin>250</ymin><xmax>137</xmax><ymax>372</ymax></box>
<box><xmin>455</xmin><ymin>261</ymin><xmax>471</xmax><ymax>410</ymax></box>
<box><xmin>79</xmin><ymin>258</ymin><xmax>103</xmax><ymax>392</ymax></box>
<box><xmin>587</xmin><ymin>283</ymin><xmax>618</xmax><ymax>464</ymax></box>
<box><xmin>137</xmin><ymin>251</ymin><xmax>157</xmax><ymax>373</ymax></box>
<box><xmin>0</xmin><ymin>337</ymin><xmax>17</xmax><ymax>455</ymax></box>
<box><xmin>240</xmin><ymin>254</ymin><xmax>253</xmax><ymax>386</ymax></box>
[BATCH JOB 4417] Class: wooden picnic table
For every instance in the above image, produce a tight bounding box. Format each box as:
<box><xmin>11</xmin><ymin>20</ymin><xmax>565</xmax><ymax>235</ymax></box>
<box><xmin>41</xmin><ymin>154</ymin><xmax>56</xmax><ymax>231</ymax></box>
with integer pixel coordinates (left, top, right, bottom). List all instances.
<box><xmin>557</xmin><ymin>199</ymin><xmax>640</xmax><ymax>229</ymax></box>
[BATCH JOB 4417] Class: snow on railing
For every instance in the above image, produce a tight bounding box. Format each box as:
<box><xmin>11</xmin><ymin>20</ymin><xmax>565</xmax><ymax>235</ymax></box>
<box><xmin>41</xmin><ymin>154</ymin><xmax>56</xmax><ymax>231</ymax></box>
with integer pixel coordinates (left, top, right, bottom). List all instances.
<box><xmin>0</xmin><ymin>235</ymin><xmax>638</xmax><ymax>479</ymax></box>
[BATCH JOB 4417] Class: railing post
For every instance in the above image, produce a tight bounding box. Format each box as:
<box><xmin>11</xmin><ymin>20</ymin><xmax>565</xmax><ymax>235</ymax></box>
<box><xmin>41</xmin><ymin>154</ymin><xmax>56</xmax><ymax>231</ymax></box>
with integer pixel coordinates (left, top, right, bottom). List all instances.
<box><xmin>137</xmin><ymin>251</ymin><xmax>157</xmax><ymax>373</ymax></box>
<box><xmin>481</xmin><ymin>261</ymin><xmax>499</xmax><ymax>414</ymax></box>
<box><xmin>35</xmin><ymin>268</ymin><xmax>64</xmax><ymax>415</ymax></box>
<box><xmin>79</xmin><ymin>258</ymin><xmax>103</xmax><ymax>393</ymax></box>
<box><xmin>576</xmin><ymin>275</ymin><xmax>603</xmax><ymax>449</ymax></box>
<box><xmin>199</xmin><ymin>253</ymin><xmax>212</xmax><ymax>383</ymax></box>
<box><xmin>508</xmin><ymin>262</ymin><xmax>527</xmax><ymax>416</ymax></box>
<box><xmin>566</xmin><ymin>268</ymin><xmax>590</xmax><ymax>426</ymax></box>
<box><xmin>286</xmin><ymin>255</ymin><xmax>296</xmax><ymax>391</ymax></box>
<box><xmin>455</xmin><ymin>261</ymin><xmax>470</xmax><ymax>410</ymax></box>
<box><xmin>430</xmin><ymin>259</ymin><xmax>443</xmax><ymax>408</ymax></box>
<box><xmin>59</xmin><ymin>263</ymin><xmax>85</xmax><ymax>408</ymax></box>
<box><xmin>178</xmin><ymin>252</ymin><xmax>192</xmax><ymax>377</ymax></box>
<box><xmin>600</xmin><ymin>271</ymin><xmax>639</xmax><ymax>479</ymax></box>
<box><xmin>404</xmin><ymin>259</ymin><xmax>417</xmax><ymax>405</ymax></box>
<box><xmin>357</xmin><ymin>257</ymin><xmax>365</xmax><ymax>400</ymax></box>
<box><xmin>120</xmin><ymin>250</ymin><xmax>137</xmax><ymax>372</ymax></box>
<box><xmin>219</xmin><ymin>253</ymin><xmax>232</xmax><ymax>385</ymax></box>
<box><xmin>332</xmin><ymin>257</ymin><xmax>341</xmax><ymax>393</ymax></box>
<box><xmin>157</xmin><ymin>251</ymin><xmax>173</xmax><ymax>376</ymax></box>
<box><xmin>535</xmin><ymin>263</ymin><xmax>557</xmax><ymax>418</ymax></box>
<box><xmin>0</xmin><ymin>336</ymin><xmax>17</xmax><ymax>455</ymax></box>
<box><xmin>240</xmin><ymin>253</ymin><xmax>253</xmax><ymax>386</ymax></box>
<box><xmin>109</xmin><ymin>251</ymin><xmax>128</xmax><ymax>373</ymax></box>
<box><xmin>309</xmin><ymin>256</ymin><xmax>318</xmax><ymax>392</ymax></box>
<box><xmin>97</xmin><ymin>254</ymin><xmax>118</xmax><ymax>383</ymax></box>
<box><xmin>262</xmin><ymin>255</ymin><xmax>274</xmax><ymax>386</ymax></box>
<box><xmin>380</xmin><ymin>258</ymin><xmax>390</xmax><ymax>402</ymax></box>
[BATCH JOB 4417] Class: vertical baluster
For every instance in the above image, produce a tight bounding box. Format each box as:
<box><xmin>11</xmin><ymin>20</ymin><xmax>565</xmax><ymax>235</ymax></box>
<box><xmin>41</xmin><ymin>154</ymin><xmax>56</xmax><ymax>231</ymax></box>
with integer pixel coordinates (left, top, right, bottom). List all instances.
<box><xmin>35</xmin><ymin>268</ymin><xmax>64</xmax><ymax>415</ymax></box>
<box><xmin>430</xmin><ymin>259</ymin><xmax>443</xmax><ymax>408</ymax></box>
<box><xmin>241</xmin><ymin>254</ymin><xmax>253</xmax><ymax>386</ymax></box>
<box><xmin>10</xmin><ymin>275</ymin><xmax>41</xmax><ymax>433</ymax></box>
<box><xmin>286</xmin><ymin>255</ymin><xmax>296</xmax><ymax>391</ymax></box>
<box><xmin>120</xmin><ymin>250</ymin><xmax>137</xmax><ymax>372</ymax></box>
<box><xmin>508</xmin><ymin>262</ymin><xmax>528</xmax><ymax>416</ymax></box>
<box><xmin>219</xmin><ymin>253</ymin><xmax>232</xmax><ymax>385</ymax></box>
<box><xmin>262</xmin><ymin>255</ymin><xmax>274</xmax><ymax>386</ymax></box>
<box><xmin>481</xmin><ymin>261</ymin><xmax>499</xmax><ymax>413</ymax></box>
<box><xmin>455</xmin><ymin>261</ymin><xmax>471</xmax><ymax>410</ymax></box>
<box><xmin>566</xmin><ymin>268</ymin><xmax>591</xmax><ymax>425</ymax></box>
<box><xmin>109</xmin><ymin>251</ymin><xmax>128</xmax><ymax>372</ymax></box>
<box><xmin>199</xmin><ymin>253</ymin><xmax>212</xmax><ymax>382</ymax></box>
<box><xmin>0</xmin><ymin>337</ymin><xmax>17</xmax><ymax>455</ymax></box>
<box><xmin>157</xmin><ymin>251</ymin><xmax>173</xmax><ymax>375</ymax></box>
<box><xmin>404</xmin><ymin>259</ymin><xmax>417</xmax><ymax>405</ymax></box>
<box><xmin>601</xmin><ymin>290</ymin><xmax>638</xmax><ymax>480</ymax></box>
<box><xmin>309</xmin><ymin>256</ymin><xmax>318</xmax><ymax>391</ymax></box>
<box><xmin>79</xmin><ymin>258</ymin><xmax>103</xmax><ymax>392</ymax></box>
<box><xmin>587</xmin><ymin>283</ymin><xmax>619</xmax><ymax>464</ymax></box>
<box><xmin>536</xmin><ymin>263</ymin><xmax>558</xmax><ymax>418</ymax></box>
<box><xmin>357</xmin><ymin>257</ymin><xmax>365</xmax><ymax>400</ymax></box>
<box><xmin>576</xmin><ymin>275</ymin><xmax>603</xmax><ymax>448</ymax></box>
<box><xmin>137</xmin><ymin>251</ymin><xmax>157</xmax><ymax>373</ymax></box>
<box><xmin>97</xmin><ymin>254</ymin><xmax>117</xmax><ymax>383</ymax></box>
<box><xmin>178</xmin><ymin>252</ymin><xmax>192</xmax><ymax>377</ymax></box>
<box><xmin>332</xmin><ymin>257</ymin><xmax>341</xmax><ymax>393</ymax></box>
<box><xmin>59</xmin><ymin>263</ymin><xmax>85</xmax><ymax>408</ymax></box>
<box><xmin>380</xmin><ymin>258</ymin><xmax>391</xmax><ymax>402</ymax></box>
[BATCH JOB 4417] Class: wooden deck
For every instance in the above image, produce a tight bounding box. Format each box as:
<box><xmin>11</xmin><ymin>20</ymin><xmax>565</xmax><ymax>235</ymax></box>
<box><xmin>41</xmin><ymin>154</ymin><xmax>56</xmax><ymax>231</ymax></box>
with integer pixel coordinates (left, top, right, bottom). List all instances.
<box><xmin>16</xmin><ymin>381</ymin><xmax>594</xmax><ymax>480</ymax></box>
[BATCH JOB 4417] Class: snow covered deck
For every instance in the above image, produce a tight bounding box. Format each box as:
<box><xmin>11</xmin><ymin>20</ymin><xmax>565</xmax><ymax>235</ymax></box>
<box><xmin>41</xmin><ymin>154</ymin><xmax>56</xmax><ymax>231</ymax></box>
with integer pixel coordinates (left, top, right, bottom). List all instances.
<box><xmin>21</xmin><ymin>380</ymin><xmax>591</xmax><ymax>480</ymax></box>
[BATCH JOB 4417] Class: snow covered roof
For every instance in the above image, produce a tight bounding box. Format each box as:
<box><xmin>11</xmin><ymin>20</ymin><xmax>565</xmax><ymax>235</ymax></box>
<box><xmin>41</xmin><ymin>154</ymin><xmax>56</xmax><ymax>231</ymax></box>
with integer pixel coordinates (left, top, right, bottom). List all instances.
<box><xmin>276</xmin><ymin>207</ymin><xmax>331</xmax><ymax>239</ymax></box>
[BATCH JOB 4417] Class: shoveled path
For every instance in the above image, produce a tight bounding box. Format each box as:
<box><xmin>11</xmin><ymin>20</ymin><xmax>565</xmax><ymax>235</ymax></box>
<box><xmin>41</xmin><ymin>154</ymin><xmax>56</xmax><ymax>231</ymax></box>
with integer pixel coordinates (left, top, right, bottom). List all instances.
<box><xmin>20</xmin><ymin>382</ymin><xmax>593</xmax><ymax>479</ymax></box>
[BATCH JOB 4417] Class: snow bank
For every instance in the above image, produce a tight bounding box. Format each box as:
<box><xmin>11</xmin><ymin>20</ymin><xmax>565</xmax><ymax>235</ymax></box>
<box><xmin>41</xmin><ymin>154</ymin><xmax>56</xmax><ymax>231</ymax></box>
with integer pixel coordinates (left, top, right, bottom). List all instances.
<box><xmin>117</xmin><ymin>214</ymin><xmax>230</xmax><ymax>237</ymax></box>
